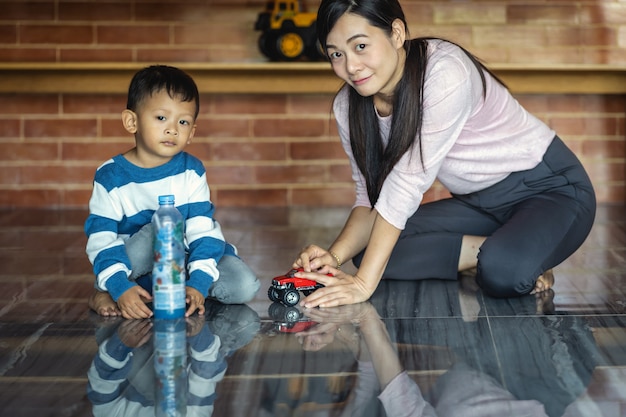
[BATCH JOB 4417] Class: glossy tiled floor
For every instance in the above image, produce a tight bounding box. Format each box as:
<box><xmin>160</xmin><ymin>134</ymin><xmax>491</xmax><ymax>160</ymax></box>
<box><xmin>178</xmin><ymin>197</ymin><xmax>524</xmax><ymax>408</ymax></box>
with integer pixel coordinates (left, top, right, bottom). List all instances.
<box><xmin>0</xmin><ymin>205</ymin><xmax>624</xmax><ymax>417</ymax></box>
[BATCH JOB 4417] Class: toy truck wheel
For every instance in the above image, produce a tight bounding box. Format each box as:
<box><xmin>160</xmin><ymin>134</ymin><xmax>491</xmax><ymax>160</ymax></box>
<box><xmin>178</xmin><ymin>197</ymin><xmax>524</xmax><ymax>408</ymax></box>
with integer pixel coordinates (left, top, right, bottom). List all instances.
<box><xmin>258</xmin><ymin>32</ymin><xmax>280</xmax><ymax>61</ymax></box>
<box><xmin>268</xmin><ymin>287</ymin><xmax>280</xmax><ymax>302</ymax></box>
<box><xmin>282</xmin><ymin>289</ymin><xmax>300</xmax><ymax>306</ymax></box>
<box><xmin>277</xmin><ymin>32</ymin><xmax>305</xmax><ymax>61</ymax></box>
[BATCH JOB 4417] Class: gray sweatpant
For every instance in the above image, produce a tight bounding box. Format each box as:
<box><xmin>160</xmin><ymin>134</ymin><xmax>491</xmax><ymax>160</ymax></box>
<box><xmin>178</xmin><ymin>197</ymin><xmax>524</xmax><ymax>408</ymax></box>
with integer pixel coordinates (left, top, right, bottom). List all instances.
<box><xmin>125</xmin><ymin>224</ymin><xmax>260</xmax><ymax>304</ymax></box>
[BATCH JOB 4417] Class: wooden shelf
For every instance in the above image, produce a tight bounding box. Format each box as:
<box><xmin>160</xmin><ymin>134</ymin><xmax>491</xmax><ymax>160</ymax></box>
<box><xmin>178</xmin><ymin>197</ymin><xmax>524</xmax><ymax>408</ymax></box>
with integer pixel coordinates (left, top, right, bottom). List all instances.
<box><xmin>0</xmin><ymin>62</ymin><xmax>625</xmax><ymax>94</ymax></box>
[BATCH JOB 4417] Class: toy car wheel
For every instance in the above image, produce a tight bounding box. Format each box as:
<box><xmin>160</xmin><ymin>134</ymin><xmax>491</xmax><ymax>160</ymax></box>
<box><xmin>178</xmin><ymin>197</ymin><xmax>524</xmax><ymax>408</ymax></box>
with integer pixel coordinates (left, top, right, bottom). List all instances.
<box><xmin>284</xmin><ymin>307</ymin><xmax>300</xmax><ymax>323</ymax></box>
<box><xmin>282</xmin><ymin>289</ymin><xmax>300</xmax><ymax>306</ymax></box>
<box><xmin>268</xmin><ymin>286</ymin><xmax>280</xmax><ymax>302</ymax></box>
<box><xmin>268</xmin><ymin>301</ymin><xmax>286</xmax><ymax>320</ymax></box>
<box><xmin>268</xmin><ymin>302</ymin><xmax>301</xmax><ymax>323</ymax></box>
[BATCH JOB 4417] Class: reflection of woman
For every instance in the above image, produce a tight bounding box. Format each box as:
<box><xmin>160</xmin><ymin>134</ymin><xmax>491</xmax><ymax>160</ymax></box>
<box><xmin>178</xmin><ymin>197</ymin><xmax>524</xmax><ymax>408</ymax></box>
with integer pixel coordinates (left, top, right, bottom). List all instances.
<box><xmin>293</xmin><ymin>0</ymin><xmax>596</xmax><ymax>309</ymax></box>
<box><xmin>299</xmin><ymin>303</ymin><xmax>550</xmax><ymax>417</ymax></box>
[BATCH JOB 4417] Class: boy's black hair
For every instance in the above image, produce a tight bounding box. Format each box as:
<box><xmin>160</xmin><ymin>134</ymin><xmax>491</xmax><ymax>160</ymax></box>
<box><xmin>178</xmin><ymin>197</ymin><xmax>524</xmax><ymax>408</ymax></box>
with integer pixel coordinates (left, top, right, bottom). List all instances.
<box><xmin>126</xmin><ymin>65</ymin><xmax>200</xmax><ymax>119</ymax></box>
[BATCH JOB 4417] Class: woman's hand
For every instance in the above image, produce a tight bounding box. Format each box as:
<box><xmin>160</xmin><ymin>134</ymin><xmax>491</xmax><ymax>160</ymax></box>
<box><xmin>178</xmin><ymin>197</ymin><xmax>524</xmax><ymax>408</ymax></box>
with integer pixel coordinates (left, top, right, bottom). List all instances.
<box><xmin>302</xmin><ymin>302</ymin><xmax>379</xmax><ymax>324</ymax></box>
<box><xmin>293</xmin><ymin>244</ymin><xmax>338</xmax><ymax>272</ymax></box>
<box><xmin>295</xmin><ymin>322</ymin><xmax>341</xmax><ymax>351</ymax></box>
<box><xmin>295</xmin><ymin>268</ymin><xmax>375</xmax><ymax>308</ymax></box>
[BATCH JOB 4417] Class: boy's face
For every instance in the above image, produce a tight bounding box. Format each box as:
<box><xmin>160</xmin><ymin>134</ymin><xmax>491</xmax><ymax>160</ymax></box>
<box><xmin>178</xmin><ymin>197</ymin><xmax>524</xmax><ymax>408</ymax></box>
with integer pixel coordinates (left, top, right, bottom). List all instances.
<box><xmin>122</xmin><ymin>89</ymin><xmax>197</xmax><ymax>168</ymax></box>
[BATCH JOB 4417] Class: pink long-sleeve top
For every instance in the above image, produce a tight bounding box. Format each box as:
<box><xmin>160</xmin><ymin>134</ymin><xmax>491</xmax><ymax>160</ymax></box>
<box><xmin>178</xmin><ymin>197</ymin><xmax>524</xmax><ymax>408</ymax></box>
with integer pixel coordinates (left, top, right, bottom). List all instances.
<box><xmin>333</xmin><ymin>39</ymin><xmax>555</xmax><ymax>230</ymax></box>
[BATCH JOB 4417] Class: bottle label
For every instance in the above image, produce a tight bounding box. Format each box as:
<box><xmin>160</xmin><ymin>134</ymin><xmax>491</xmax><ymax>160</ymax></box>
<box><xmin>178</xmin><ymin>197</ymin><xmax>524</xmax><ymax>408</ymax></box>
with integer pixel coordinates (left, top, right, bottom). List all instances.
<box><xmin>154</xmin><ymin>221</ymin><xmax>185</xmax><ymax>265</ymax></box>
<box><xmin>154</xmin><ymin>320</ymin><xmax>188</xmax><ymax>417</ymax></box>
<box><xmin>153</xmin><ymin>219</ymin><xmax>186</xmax><ymax>315</ymax></box>
<box><xmin>153</xmin><ymin>248</ymin><xmax>186</xmax><ymax>312</ymax></box>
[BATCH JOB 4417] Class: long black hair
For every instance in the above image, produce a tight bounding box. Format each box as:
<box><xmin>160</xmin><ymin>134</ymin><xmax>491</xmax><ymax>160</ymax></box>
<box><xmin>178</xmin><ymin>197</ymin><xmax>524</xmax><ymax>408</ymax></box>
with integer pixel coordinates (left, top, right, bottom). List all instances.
<box><xmin>317</xmin><ymin>0</ymin><xmax>505</xmax><ymax>207</ymax></box>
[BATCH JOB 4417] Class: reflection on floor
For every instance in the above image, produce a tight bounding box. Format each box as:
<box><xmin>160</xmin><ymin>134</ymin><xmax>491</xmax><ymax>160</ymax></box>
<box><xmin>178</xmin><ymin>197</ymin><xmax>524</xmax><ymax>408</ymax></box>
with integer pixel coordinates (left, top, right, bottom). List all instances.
<box><xmin>0</xmin><ymin>205</ymin><xmax>624</xmax><ymax>417</ymax></box>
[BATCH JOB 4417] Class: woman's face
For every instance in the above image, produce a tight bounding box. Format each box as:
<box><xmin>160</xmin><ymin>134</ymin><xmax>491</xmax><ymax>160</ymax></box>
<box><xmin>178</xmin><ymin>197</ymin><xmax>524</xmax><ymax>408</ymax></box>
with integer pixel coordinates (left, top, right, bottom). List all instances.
<box><xmin>325</xmin><ymin>13</ymin><xmax>406</xmax><ymax>101</ymax></box>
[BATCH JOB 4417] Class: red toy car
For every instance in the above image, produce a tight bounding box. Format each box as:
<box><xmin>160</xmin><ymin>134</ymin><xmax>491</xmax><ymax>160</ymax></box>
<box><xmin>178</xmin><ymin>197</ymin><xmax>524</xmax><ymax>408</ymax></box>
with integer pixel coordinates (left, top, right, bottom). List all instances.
<box><xmin>268</xmin><ymin>267</ymin><xmax>329</xmax><ymax>306</ymax></box>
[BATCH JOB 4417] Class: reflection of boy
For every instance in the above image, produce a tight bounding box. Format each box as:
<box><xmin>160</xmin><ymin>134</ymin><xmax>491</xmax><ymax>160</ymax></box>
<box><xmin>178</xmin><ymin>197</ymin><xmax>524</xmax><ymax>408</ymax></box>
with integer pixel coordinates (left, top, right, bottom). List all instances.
<box><xmin>86</xmin><ymin>317</ymin><xmax>227</xmax><ymax>417</ymax></box>
<box><xmin>85</xmin><ymin>65</ymin><xmax>259</xmax><ymax>319</ymax></box>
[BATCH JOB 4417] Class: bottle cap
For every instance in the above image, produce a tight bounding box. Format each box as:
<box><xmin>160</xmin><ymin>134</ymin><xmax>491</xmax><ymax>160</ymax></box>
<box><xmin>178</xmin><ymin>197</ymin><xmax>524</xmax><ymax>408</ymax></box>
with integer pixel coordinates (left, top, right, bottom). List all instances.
<box><xmin>158</xmin><ymin>195</ymin><xmax>175</xmax><ymax>205</ymax></box>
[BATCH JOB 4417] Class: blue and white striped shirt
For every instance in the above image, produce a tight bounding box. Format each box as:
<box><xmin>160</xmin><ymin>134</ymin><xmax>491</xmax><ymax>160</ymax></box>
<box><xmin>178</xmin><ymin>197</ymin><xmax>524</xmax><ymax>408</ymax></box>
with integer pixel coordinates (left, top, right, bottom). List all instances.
<box><xmin>85</xmin><ymin>152</ymin><xmax>236</xmax><ymax>301</ymax></box>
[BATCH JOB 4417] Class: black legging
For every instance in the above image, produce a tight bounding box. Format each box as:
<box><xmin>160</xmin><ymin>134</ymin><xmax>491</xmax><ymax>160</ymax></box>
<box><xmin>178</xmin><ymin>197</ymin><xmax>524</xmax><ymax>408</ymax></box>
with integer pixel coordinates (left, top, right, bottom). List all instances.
<box><xmin>353</xmin><ymin>136</ymin><xmax>596</xmax><ymax>297</ymax></box>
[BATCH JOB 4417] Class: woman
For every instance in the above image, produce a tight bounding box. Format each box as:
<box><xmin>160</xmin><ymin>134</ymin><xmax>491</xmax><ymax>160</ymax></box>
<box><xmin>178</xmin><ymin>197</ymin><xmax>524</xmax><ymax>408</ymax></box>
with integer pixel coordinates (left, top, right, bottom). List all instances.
<box><xmin>293</xmin><ymin>0</ymin><xmax>596</xmax><ymax>308</ymax></box>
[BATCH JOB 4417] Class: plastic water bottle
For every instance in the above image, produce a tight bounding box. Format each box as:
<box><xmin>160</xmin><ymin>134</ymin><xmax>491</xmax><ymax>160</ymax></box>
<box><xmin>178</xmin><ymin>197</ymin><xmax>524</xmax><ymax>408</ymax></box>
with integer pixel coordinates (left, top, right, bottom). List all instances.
<box><xmin>152</xmin><ymin>195</ymin><xmax>186</xmax><ymax>319</ymax></box>
<box><xmin>154</xmin><ymin>318</ymin><xmax>188</xmax><ymax>417</ymax></box>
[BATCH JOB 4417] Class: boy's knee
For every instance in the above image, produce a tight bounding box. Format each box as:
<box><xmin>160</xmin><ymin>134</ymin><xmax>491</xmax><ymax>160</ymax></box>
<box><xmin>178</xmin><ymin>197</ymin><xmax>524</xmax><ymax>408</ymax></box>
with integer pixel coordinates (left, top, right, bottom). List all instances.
<box><xmin>211</xmin><ymin>256</ymin><xmax>260</xmax><ymax>304</ymax></box>
<box><xmin>126</xmin><ymin>224</ymin><xmax>154</xmax><ymax>279</ymax></box>
<box><xmin>210</xmin><ymin>275</ymin><xmax>259</xmax><ymax>304</ymax></box>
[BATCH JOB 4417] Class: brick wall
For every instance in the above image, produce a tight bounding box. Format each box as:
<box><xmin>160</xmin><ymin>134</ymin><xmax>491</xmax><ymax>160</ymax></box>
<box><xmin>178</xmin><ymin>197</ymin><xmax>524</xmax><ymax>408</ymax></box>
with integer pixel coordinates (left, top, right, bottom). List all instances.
<box><xmin>0</xmin><ymin>0</ymin><xmax>624</xmax><ymax>208</ymax></box>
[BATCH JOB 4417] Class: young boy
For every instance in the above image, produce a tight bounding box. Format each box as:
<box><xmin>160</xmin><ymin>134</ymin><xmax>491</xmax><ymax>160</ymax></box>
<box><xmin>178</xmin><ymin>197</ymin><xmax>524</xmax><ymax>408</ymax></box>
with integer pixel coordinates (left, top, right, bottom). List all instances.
<box><xmin>85</xmin><ymin>65</ymin><xmax>260</xmax><ymax>319</ymax></box>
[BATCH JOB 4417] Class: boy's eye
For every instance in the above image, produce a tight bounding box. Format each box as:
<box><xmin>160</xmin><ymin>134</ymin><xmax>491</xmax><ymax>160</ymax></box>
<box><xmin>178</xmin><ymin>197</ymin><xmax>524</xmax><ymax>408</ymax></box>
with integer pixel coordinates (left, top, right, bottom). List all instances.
<box><xmin>157</xmin><ymin>115</ymin><xmax>166</xmax><ymax>121</ymax></box>
<box><xmin>179</xmin><ymin>120</ymin><xmax>190</xmax><ymax>126</ymax></box>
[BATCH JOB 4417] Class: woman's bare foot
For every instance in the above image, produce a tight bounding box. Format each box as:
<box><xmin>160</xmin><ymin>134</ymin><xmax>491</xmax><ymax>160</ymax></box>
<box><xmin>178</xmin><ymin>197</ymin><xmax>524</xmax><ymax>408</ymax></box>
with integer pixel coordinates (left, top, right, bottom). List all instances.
<box><xmin>530</xmin><ymin>269</ymin><xmax>554</xmax><ymax>295</ymax></box>
<box><xmin>535</xmin><ymin>289</ymin><xmax>555</xmax><ymax>314</ymax></box>
<box><xmin>88</xmin><ymin>290</ymin><xmax>122</xmax><ymax>316</ymax></box>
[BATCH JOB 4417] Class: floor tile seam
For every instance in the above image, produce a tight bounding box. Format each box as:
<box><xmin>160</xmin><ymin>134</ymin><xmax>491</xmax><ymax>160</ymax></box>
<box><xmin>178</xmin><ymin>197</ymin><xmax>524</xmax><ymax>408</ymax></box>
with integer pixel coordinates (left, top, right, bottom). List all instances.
<box><xmin>594</xmin><ymin>365</ymin><xmax>626</xmax><ymax>370</ymax></box>
<box><xmin>0</xmin><ymin>376</ymin><xmax>88</xmax><ymax>382</ymax></box>
<box><xmin>200</xmin><ymin>311</ymin><xmax>626</xmax><ymax>324</ymax></box>
<box><xmin>377</xmin><ymin>316</ymin><xmax>484</xmax><ymax>320</ymax></box>
<box><xmin>0</xmin><ymin>227</ymin><xmax>85</xmax><ymax>232</ymax></box>
<box><xmin>378</xmin><ymin>316</ymin><xmax>459</xmax><ymax>319</ymax></box>
<box><xmin>483</xmin><ymin>313</ymin><xmax>507</xmax><ymax>389</ymax></box>
<box><xmin>482</xmin><ymin>313</ymin><xmax>626</xmax><ymax>318</ymax></box>
<box><xmin>222</xmin><ymin>372</ymin><xmax>359</xmax><ymax>380</ymax></box>
<box><xmin>555</xmin><ymin>267</ymin><xmax>626</xmax><ymax>273</ymax></box>
<box><xmin>221</xmin><ymin>370</ymin><xmax>450</xmax><ymax>380</ymax></box>
<box><xmin>0</xmin><ymin>276</ymin><xmax>93</xmax><ymax>280</ymax></box>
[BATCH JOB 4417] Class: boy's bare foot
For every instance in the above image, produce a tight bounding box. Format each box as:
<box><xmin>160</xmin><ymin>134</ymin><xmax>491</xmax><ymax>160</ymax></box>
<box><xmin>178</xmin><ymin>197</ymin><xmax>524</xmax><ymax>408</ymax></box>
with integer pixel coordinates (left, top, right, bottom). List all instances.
<box><xmin>89</xmin><ymin>291</ymin><xmax>122</xmax><ymax>316</ymax></box>
<box><xmin>530</xmin><ymin>269</ymin><xmax>554</xmax><ymax>295</ymax></box>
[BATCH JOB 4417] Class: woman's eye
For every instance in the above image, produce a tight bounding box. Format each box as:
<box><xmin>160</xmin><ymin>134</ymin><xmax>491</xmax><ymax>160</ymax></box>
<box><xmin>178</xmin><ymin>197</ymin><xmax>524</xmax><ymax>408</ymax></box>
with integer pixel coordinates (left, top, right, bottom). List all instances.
<box><xmin>329</xmin><ymin>51</ymin><xmax>342</xmax><ymax>60</ymax></box>
<box><xmin>356</xmin><ymin>44</ymin><xmax>366</xmax><ymax>52</ymax></box>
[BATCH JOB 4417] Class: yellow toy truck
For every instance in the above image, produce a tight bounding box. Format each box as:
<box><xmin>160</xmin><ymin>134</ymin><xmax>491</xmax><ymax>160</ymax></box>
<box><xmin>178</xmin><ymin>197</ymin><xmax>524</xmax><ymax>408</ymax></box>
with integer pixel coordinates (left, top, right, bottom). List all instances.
<box><xmin>254</xmin><ymin>0</ymin><xmax>324</xmax><ymax>61</ymax></box>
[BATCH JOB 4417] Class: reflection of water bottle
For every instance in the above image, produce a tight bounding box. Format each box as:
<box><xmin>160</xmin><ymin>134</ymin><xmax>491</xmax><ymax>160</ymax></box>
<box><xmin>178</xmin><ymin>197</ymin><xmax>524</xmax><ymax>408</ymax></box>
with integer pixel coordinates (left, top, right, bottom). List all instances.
<box><xmin>152</xmin><ymin>195</ymin><xmax>186</xmax><ymax>319</ymax></box>
<box><xmin>154</xmin><ymin>319</ymin><xmax>188</xmax><ymax>417</ymax></box>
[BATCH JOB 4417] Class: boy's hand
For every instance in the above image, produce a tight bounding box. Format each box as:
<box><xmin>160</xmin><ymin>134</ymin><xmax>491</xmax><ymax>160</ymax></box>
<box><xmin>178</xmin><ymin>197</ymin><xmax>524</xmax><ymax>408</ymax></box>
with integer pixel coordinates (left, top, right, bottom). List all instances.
<box><xmin>117</xmin><ymin>319</ymin><xmax>153</xmax><ymax>348</ymax></box>
<box><xmin>185</xmin><ymin>287</ymin><xmax>205</xmax><ymax>317</ymax></box>
<box><xmin>117</xmin><ymin>286</ymin><xmax>153</xmax><ymax>319</ymax></box>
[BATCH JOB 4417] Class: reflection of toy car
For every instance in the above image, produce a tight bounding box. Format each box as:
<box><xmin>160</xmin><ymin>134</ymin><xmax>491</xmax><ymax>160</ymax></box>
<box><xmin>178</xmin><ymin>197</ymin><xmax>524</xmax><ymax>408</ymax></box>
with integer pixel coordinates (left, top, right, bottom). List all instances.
<box><xmin>268</xmin><ymin>267</ymin><xmax>328</xmax><ymax>306</ymax></box>
<box><xmin>268</xmin><ymin>302</ymin><xmax>318</xmax><ymax>333</ymax></box>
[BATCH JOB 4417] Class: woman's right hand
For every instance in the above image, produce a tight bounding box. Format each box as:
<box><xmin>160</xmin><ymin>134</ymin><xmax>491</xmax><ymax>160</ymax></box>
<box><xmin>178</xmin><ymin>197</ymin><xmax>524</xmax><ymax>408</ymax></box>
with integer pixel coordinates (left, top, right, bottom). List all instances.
<box><xmin>293</xmin><ymin>244</ymin><xmax>337</xmax><ymax>272</ymax></box>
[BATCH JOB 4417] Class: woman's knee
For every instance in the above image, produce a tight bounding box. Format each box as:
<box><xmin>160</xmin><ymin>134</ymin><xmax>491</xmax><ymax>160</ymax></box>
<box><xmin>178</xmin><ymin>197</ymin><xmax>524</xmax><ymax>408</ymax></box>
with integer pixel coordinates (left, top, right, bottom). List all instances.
<box><xmin>476</xmin><ymin>250</ymin><xmax>536</xmax><ymax>297</ymax></box>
